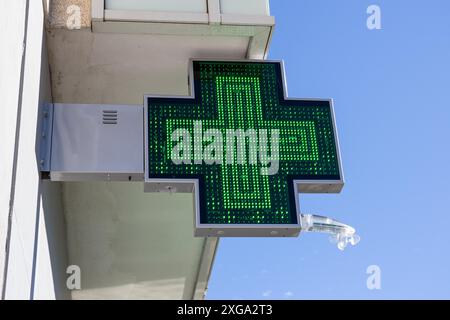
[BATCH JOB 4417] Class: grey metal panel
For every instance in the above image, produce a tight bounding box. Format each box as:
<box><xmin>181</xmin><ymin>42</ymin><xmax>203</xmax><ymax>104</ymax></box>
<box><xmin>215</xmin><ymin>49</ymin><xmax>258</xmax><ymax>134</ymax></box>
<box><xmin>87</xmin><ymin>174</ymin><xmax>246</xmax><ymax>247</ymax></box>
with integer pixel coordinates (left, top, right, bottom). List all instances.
<box><xmin>49</xmin><ymin>172</ymin><xmax>144</xmax><ymax>182</ymax></box>
<box><xmin>195</xmin><ymin>226</ymin><xmax>301</xmax><ymax>237</ymax></box>
<box><xmin>39</xmin><ymin>103</ymin><xmax>54</xmax><ymax>172</ymax></box>
<box><xmin>50</xmin><ymin>104</ymin><xmax>144</xmax><ymax>181</ymax></box>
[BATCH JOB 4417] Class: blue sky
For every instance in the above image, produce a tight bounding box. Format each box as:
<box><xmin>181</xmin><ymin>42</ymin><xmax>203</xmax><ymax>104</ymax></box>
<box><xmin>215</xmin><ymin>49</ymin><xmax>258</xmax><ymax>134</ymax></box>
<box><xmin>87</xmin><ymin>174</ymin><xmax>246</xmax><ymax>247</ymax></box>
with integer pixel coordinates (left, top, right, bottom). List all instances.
<box><xmin>207</xmin><ymin>0</ymin><xmax>450</xmax><ymax>299</ymax></box>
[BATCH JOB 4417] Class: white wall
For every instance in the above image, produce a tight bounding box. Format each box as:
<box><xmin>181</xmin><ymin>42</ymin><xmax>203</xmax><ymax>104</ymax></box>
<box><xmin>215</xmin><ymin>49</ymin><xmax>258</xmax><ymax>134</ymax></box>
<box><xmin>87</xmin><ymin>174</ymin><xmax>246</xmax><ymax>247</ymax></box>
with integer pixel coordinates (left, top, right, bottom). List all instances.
<box><xmin>0</xmin><ymin>0</ymin><xmax>69</xmax><ymax>299</ymax></box>
<box><xmin>0</xmin><ymin>0</ymin><xmax>27</xmax><ymax>295</ymax></box>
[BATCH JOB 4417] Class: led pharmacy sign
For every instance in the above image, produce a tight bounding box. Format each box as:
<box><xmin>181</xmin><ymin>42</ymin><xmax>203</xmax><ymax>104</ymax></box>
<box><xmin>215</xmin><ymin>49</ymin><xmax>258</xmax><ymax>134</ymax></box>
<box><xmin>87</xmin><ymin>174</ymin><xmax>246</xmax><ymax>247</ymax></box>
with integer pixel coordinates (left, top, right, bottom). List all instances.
<box><xmin>145</xmin><ymin>60</ymin><xmax>343</xmax><ymax>237</ymax></box>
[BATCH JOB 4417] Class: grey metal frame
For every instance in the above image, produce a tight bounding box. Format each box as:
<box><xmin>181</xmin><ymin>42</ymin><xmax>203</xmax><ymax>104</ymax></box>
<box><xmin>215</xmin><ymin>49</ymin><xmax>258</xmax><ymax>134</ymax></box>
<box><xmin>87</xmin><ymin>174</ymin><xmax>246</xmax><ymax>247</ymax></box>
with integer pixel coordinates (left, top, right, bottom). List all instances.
<box><xmin>144</xmin><ymin>59</ymin><xmax>344</xmax><ymax>237</ymax></box>
<box><xmin>39</xmin><ymin>103</ymin><xmax>54</xmax><ymax>172</ymax></box>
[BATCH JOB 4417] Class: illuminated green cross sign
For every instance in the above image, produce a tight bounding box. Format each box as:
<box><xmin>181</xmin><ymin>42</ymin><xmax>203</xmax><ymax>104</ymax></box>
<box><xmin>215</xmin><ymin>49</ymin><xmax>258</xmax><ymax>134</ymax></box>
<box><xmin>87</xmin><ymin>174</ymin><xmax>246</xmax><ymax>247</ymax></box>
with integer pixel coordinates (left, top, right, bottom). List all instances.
<box><xmin>145</xmin><ymin>60</ymin><xmax>343</xmax><ymax>237</ymax></box>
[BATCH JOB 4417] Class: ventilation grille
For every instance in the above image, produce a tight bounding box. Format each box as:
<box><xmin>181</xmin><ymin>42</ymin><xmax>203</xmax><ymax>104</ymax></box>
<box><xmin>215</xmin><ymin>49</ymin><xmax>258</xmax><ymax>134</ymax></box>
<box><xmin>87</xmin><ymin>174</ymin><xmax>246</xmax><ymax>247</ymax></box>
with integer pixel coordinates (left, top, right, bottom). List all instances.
<box><xmin>102</xmin><ymin>110</ymin><xmax>118</xmax><ymax>124</ymax></box>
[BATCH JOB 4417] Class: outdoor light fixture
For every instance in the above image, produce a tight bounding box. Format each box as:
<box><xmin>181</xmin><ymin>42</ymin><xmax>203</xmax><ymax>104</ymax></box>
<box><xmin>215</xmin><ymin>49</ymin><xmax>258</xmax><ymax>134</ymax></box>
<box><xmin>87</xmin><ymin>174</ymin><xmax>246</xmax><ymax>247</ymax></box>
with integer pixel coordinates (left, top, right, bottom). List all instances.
<box><xmin>300</xmin><ymin>214</ymin><xmax>360</xmax><ymax>251</ymax></box>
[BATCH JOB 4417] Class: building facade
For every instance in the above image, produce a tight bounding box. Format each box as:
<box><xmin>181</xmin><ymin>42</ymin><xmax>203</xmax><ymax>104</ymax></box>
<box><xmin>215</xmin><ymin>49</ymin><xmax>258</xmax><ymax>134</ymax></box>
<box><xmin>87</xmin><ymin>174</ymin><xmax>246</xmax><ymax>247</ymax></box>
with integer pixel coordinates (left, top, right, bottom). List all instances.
<box><xmin>0</xmin><ymin>0</ymin><xmax>274</xmax><ymax>299</ymax></box>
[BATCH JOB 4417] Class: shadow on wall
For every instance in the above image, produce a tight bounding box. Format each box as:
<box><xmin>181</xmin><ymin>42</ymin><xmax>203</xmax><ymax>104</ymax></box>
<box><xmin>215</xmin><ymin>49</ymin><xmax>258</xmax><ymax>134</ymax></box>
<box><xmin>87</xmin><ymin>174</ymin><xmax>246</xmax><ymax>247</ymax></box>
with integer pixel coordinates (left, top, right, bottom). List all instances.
<box><xmin>31</xmin><ymin>29</ymin><xmax>71</xmax><ymax>300</ymax></box>
<box><xmin>38</xmin><ymin>181</ymin><xmax>71</xmax><ymax>300</ymax></box>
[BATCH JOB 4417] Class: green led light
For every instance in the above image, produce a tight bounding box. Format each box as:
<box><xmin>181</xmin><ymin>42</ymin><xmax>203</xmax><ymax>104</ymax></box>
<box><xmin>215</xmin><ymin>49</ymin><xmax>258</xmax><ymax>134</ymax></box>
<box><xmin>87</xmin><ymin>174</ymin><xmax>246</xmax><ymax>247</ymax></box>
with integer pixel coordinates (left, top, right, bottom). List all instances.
<box><xmin>147</xmin><ymin>61</ymin><xmax>341</xmax><ymax>225</ymax></box>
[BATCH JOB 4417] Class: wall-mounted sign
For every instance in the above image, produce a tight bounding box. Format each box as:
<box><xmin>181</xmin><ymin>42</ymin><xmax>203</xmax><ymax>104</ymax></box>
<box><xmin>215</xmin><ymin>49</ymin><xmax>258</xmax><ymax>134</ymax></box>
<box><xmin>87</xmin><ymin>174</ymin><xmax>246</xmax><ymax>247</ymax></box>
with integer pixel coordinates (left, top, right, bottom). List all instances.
<box><xmin>145</xmin><ymin>60</ymin><xmax>343</xmax><ymax>237</ymax></box>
